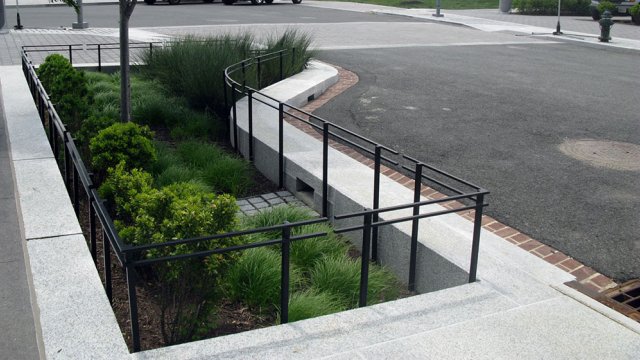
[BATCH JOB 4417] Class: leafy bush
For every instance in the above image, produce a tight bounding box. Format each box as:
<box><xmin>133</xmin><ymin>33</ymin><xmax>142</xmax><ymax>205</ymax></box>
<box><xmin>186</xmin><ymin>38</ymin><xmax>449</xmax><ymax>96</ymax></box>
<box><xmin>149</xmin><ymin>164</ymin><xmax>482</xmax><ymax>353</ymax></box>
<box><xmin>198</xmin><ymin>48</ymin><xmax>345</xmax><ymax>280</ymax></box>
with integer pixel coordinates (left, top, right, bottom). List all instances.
<box><xmin>115</xmin><ymin>181</ymin><xmax>239</xmax><ymax>344</ymax></box>
<box><xmin>98</xmin><ymin>161</ymin><xmax>154</xmax><ymax>221</ymax></box>
<box><xmin>597</xmin><ymin>1</ymin><xmax>617</xmax><ymax>14</ymax></box>
<box><xmin>37</xmin><ymin>54</ymin><xmax>73</xmax><ymax>91</ymax></box>
<box><xmin>514</xmin><ymin>0</ymin><xmax>590</xmax><ymax>15</ymax></box>
<box><xmin>311</xmin><ymin>256</ymin><xmax>399</xmax><ymax>308</ymax></box>
<box><xmin>631</xmin><ymin>3</ymin><xmax>640</xmax><ymax>16</ymax></box>
<box><xmin>37</xmin><ymin>54</ymin><xmax>91</xmax><ymax>132</ymax></box>
<box><xmin>76</xmin><ymin>115</ymin><xmax>116</xmax><ymax>147</ymax></box>
<box><xmin>89</xmin><ymin>122</ymin><xmax>156</xmax><ymax>175</ymax></box>
<box><xmin>286</xmin><ymin>290</ymin><xmax>345</xmax><ymax>323</ymax></box>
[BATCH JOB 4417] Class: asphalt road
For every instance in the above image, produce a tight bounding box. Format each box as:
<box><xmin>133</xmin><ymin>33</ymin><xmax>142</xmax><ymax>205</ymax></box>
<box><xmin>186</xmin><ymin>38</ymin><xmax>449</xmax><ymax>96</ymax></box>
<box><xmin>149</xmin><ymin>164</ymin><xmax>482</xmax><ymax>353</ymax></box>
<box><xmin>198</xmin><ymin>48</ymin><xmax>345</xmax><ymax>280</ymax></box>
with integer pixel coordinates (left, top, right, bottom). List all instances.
<box><xmin>6</xmin><ymin>2</ymin><xmax>413</xmax><ymax>28</ymax></box>
<box><xmin>314</xmin><ymin>43</ymin><xmax>640</xmax><ymax>282</ymax></box>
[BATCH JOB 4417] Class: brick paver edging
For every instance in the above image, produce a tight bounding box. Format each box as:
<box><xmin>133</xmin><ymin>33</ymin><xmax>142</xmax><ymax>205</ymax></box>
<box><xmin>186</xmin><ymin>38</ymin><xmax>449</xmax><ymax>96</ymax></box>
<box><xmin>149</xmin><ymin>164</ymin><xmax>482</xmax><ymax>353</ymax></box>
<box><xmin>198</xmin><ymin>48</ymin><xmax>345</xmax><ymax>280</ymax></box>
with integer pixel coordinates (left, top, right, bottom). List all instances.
<box><xmin>283</xmin><ymin>64</ymin><xmax>617</xmax><ymax>295</ymax></box>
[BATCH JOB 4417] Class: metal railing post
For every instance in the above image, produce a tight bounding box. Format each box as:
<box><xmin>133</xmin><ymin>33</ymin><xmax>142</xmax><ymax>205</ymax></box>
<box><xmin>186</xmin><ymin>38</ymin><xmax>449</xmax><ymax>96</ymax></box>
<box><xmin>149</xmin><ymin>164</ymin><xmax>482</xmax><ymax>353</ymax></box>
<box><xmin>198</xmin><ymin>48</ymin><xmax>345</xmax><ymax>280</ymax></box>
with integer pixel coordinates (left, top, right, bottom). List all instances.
<box><xmin>257</xmin><ymin>57</ymin><xmax>262</xmax><ymax>89</ymax></box>
<box><xmin>126</xmin><ymin>259</ymin><xmax>141</xmax><ymax>352</ymax></box>
<box><xmin>231</xmin><ymin>83</ymin><xmax>238</xmax><ymax>151</ymax></box>
<box><xmin>103</xmin><ymin>228</ymin><xmax>112</xmax><ymax>302</ymax></box>
<box><xmin>469</xmin><ymin>193</ymin><xmax>485</xmax><ymax>283</ymax></box>
<box><xmin>89</xmin><ymin>197</ymin><xmax>97</xmax><ymax>261</ymax></box>
<box><xmin>63</xmin><ymin>132</ymin><xmax>71</xmax><ymax>188</ymax></box>
<box><xmin>278</xmin><ymin>103</ymin><xmax>284</xmax><ymax>189</ymax></box>
<box><xmin>371</xmin><ymin>145</ymin><xmax>382</xmax><ymax>263</ymax></box>
<box><xmin>248</xmin><ymin>90</ymin><xmax>254</xmax><ymax>161</ymax></box>
<box><xmin>72</xmin><ymin>166</ymin><xmax>79</xmax><ymax>215</ymax></box>
<box><xmin>359</xmin><ymin>210</ymin><xmax>372</xmax><ymax>307</ymax></box>
<box><xmin>97</xmin><ymin>44</ymin><xmax>102</xmax><ymax>72</ymax></box>
<box><xmin>279</xmin><ymin>51</ymin><xmax>284</xmax><ymax>81</ymax></box>
<box><xmin>223</xmin><ymin>73</ymin><xmax>228</xmax><ymax>110</ymax></box>
<box><xmin>68</xmin><ymin>45</ymin><xmax>73</xmax><ymax>64</ymax></box>
<box><xmin>322</xmin><ymin>122</ymin><xmax>329</xmax><ymax>217</ymax></box>
<box><xmin>408</xmin><ymin>163</ymin><xmax>423</xmax><ymax>292</ymax></box>
<box><xmin>241</xmin><ymin>61</ymin><xmax>246</xmax><ymax>92</ymax></box>
<box><xmin>280</xmin><ymin>222</ymin><xmax>291</xmax><ymax>324</ymax></box>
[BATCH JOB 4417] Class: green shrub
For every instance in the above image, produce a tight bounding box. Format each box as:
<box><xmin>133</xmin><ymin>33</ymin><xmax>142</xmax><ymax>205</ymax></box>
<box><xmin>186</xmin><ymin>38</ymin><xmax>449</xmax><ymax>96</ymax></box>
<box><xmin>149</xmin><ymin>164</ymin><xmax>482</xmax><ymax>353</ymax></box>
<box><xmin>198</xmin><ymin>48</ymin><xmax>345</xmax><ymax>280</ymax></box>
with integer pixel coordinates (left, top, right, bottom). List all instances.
<box><xmin>597</xmin><ymin>0</ymin><xmax>617</xmax><ymax>14</ymax></box>
<box><xmin>98</xmin><ymin>161</ymin><xmax>154</xmax><ymax>221</ymax></box>
<box><xmin>285</xmin><ymin>290</ymin><xmax>345</xmax><ymax>323</ymax></box>
<box><xmin>89</xmin><ymin>122</ymin><xmax>156</xmax><ymax>175</ymax></box>
<box><xmin>311</xmin><ymin>256</ymin><xmax>399</xmax><ymax>308</ymax></box>
<box><xmin>514</xmin><ymin>0</ymin><xmax>589</xmax><ymax>15</ymax></box>
<box><xmin>631</xmin><ymin>3</ymin><xmax>640</xmax><ymax>16</ymax></box>
<box><xmin>240</xmin><ymin>205</ymin><xmax>315</xmax><ymax>241</ymax></box>
<box><xmin>37</xmin><ymin>54</ymin><xmax>73</xmax><ymax>92</ymax></box>
<box><xmin>37</xmin><ymin>55</ymin><xmax>91</xmax><ymax>132</ymax></box>
<box><xmin>76</xmin><ymin>115</ymin><xmax>116</xmax><ymax>147</ymax></box>
<box><xmin>290</xmin><ymin>223</ymin><xmax>349</xmax><ymax>272</ymax></box>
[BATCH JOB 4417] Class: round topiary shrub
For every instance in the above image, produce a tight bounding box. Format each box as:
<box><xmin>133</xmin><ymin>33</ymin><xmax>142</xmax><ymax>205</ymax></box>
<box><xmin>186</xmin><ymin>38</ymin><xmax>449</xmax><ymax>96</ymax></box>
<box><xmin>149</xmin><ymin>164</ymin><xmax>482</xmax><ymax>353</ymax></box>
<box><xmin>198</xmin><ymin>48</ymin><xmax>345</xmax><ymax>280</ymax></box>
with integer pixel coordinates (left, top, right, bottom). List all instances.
<box><xmin>89</xmin><ymin>122</ymin><xmax>156</xmax><ymax>176</ymax></box>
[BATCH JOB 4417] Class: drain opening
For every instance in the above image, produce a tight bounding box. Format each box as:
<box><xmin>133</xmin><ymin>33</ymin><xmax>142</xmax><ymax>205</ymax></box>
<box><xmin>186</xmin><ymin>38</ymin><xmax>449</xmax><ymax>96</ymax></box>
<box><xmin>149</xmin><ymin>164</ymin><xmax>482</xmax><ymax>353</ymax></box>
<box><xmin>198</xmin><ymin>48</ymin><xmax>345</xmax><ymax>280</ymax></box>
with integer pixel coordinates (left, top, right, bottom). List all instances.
<box><xmin>604</xmin><ymin>279</ymin><xmax>640</xmax><ymax>322</ymax></box>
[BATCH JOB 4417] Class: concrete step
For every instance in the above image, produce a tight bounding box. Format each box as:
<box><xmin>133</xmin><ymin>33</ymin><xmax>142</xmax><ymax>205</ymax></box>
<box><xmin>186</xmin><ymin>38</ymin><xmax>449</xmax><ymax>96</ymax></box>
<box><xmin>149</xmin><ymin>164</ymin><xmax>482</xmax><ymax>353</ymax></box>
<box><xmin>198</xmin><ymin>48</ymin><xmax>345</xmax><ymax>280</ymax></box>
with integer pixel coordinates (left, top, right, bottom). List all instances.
<box><xmin>137</xmin><ymin>282</ymin><xmax>519</xmax><ymax>359</ymax></box>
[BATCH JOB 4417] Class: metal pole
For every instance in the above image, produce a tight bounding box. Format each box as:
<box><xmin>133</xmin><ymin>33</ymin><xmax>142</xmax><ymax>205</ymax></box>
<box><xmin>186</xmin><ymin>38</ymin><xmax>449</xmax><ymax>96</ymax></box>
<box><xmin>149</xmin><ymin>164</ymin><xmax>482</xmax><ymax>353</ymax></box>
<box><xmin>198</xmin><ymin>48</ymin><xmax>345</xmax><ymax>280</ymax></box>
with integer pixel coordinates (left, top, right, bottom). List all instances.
<box><xmin>322</xmin><ymin>122</ymin><xmax>329</xmax><ymax>217</ymax></box>
<box><xmin>126</xmin><ymin>260</ymin><xmax>141</xmax><ymax>352</ymax></box>
<box><xmin>371</xmin><ymin>146</ymin><xmax>381</xmax><ymax>263</ymax></box>
<box><xmin>278</xmin><ymin>103</ymin><xmax>284</xmax><ymax>189</ymax></box>
<box><xmin>72</xmin><ymin>0</ymin><xmax>88</xmax><ymax>29</ymax></box>
<box><xmin>104</xmin><ymin>229</ymin><xmax>113</xmax><ymax>302</ymax></box>
<box><xmin>468</xmin><ymin>193</ymin><xmax>485</xmax><ymax>283</ymax></box>
<box><xmin>280</xmin><ymin>223</ymin><xmax>291</xmax><ymax>324</ymax></box>
<box><xmin>433</xmin><ymin>0</ymin><xmax>444</xmax><ymax>17</ymax></box>
<box><xmin>14</xmin><ymin>0</ymin><xmax>23</xmax><ymax>30</ymax></box>
<box><xmin>231</xmin><ymin>83</ymin><xmax>238</xmax><ymax>151</ymax></box>
<box><xmin>248</xmin><ymin>90</ymin><xmax>254</xmax><ymax>161</ymax></box>
<box><xmin>553</xmin><ymin>0</ymin><xmax>563</xmax><ymax>35</ymax></box>
<box><xmin>408</xmin><ymin>163</ymin><xmax>423</xmax><ymax>292</ymax></box>
<box><xmin>359</xmin><ymin>210</ymin><xmax>372</xmax><ymax>307</ymax></box>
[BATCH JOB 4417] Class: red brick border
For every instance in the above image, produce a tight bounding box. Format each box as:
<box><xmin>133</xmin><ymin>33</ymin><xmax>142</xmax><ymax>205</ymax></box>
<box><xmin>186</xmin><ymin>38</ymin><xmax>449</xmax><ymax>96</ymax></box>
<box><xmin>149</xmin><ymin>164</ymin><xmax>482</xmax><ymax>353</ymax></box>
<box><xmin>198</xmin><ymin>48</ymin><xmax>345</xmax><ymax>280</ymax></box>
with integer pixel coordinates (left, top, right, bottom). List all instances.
<box><xmin>286</xmin><ymin>63</ymin><xmax>618</xmax><ymax>294</ymax></box>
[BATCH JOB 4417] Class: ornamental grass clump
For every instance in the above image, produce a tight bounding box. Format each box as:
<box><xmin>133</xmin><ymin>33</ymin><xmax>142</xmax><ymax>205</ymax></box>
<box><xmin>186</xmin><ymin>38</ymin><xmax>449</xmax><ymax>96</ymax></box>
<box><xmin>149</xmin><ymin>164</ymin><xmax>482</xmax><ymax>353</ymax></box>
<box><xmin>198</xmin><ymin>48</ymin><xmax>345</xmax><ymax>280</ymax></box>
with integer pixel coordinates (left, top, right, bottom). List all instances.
<box><xmin>285</xmin><ymin>290</ymin><xmax>346</xmax><ymax>323</ymax></box>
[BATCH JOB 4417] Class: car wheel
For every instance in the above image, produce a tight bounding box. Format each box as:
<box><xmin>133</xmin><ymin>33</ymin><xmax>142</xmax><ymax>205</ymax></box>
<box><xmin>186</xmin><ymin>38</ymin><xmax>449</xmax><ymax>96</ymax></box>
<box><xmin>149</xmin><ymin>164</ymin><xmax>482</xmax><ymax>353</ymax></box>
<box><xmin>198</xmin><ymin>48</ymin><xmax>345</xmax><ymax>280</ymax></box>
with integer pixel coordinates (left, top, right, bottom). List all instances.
<box><xmin>265</xmin><ymin>0</ymin><xmax>274</xmax><ymax>3</ymax></box>
<box><xmin>292</xmin><ymin>0</ymin><xmax>301</xmax><ymax>3</ymax></box>
<box><xmin>144</xmin><ymin>0</ymin><xmax>156</xmax><ymax>4</ymax></box>
<box><xmin>168</xmin><ymin>0</ymin><xmax>181</xmax><ymax>4</ymax></box>
<box><xmin>223</xmin><ymin>0</ymin><xmax>235</xmax><ymax>4</ymax></box>
<box><xmin>203</xmin><ymin>0</ymin><xmax>214</xmax><ymax>3</ymax></box>
<box><xmin>251</xmin><ymin>0</ymin><xmax>264</xmax><ymax>4</ymax></box>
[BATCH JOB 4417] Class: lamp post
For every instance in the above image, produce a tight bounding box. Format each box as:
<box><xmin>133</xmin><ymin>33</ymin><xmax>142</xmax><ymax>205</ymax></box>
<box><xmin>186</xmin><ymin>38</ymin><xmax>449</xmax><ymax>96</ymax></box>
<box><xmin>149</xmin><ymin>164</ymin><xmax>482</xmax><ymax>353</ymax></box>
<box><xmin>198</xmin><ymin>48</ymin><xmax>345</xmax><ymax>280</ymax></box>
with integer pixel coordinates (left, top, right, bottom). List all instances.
<box><xmin>433</xmin><ymin>0</ymin><xmax>443</xmax><ymax>17</ymax></box>
<box><xmin>553</xmin><ymin>0</ymin><xmax>563</xmax><ymax>35</ymax></box>
<box><xmin>14</xmin><ymin>0</ymin><xmax>23</xmax><ymax>29</ymax></box>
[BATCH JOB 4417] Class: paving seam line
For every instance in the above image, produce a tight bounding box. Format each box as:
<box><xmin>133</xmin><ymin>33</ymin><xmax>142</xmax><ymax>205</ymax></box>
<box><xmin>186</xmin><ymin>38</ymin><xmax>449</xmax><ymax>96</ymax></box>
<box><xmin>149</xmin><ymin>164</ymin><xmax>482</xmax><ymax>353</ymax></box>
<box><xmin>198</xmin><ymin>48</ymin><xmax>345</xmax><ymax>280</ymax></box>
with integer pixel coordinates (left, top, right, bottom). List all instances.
<box><xmin>288</xmin><ymin>62</ymin><xmax>619</xmax><ymax>297</ymax></box>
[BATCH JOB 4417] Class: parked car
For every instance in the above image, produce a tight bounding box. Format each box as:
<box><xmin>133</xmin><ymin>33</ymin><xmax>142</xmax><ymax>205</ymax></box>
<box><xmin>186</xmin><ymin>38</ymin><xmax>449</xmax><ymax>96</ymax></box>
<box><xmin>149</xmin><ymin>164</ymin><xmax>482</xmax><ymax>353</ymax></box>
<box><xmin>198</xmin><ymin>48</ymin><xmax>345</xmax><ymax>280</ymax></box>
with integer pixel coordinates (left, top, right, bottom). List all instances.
<box><xmin>144</xmin><ymin>0</ymin><xmax>215</xmax><ymax>4</ymax></box>
<box><xmin>590</xmin><ymin>0</ymin><xmax>640</xmax><ymax>24</ymax></box>
<box><xmin>222</xmin><ymin>0</ymin><xmax>302</xmax><ymax>4</ymax></box>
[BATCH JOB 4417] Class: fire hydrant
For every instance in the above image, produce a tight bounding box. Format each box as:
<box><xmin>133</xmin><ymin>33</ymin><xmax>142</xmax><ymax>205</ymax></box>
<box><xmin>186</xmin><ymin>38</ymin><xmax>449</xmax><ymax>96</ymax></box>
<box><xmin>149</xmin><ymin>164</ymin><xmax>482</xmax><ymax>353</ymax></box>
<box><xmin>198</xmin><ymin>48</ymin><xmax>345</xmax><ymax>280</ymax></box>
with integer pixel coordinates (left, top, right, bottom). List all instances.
<box><xmin>599</xmin><ymin>10</ymin><xmax>614</xmax><ymax>42</ymax></box>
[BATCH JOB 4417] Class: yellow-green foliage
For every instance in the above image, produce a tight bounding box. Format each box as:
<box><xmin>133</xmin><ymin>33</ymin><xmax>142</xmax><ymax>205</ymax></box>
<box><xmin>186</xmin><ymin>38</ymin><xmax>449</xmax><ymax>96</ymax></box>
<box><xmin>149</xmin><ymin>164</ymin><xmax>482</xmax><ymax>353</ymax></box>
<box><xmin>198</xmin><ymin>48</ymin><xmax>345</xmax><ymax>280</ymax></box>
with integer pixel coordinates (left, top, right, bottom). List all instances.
<box><xmin>89</xmin><ymin>122</ymin><xmax>156</xmax><ymax>175</ymax></box>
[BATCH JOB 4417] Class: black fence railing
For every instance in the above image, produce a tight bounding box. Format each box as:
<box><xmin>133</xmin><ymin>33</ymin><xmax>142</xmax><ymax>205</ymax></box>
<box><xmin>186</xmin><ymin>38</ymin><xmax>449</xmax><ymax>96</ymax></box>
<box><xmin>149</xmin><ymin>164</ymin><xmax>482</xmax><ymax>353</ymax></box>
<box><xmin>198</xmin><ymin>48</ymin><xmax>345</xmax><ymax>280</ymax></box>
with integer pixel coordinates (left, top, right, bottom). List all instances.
<box><xmin>22</xmin><ymin>43</ymin><xmax>489</xmax><ymax>354</ymax></box>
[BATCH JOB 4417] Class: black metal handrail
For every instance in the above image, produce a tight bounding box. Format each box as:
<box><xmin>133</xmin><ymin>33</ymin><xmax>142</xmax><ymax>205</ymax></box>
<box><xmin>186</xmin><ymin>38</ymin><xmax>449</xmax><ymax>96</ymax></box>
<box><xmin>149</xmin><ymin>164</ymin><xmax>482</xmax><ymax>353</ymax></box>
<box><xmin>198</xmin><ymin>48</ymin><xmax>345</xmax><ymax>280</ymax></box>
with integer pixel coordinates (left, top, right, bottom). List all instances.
<box><xmin>21</xmin><ymin>42</ymin><xmax>489</xmax><ymax>354</ymax></box>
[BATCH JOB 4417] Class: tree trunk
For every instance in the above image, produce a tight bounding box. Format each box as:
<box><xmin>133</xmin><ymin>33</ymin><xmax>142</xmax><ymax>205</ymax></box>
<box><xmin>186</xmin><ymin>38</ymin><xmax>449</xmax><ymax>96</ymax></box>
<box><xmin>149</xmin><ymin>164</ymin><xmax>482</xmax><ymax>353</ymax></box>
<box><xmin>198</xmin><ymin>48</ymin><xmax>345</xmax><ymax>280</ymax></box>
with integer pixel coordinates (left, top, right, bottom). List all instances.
<box><xmin>119</xmin><ymin>0</ymin><xmax>136</xmax><ymax>122</ymax></box>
